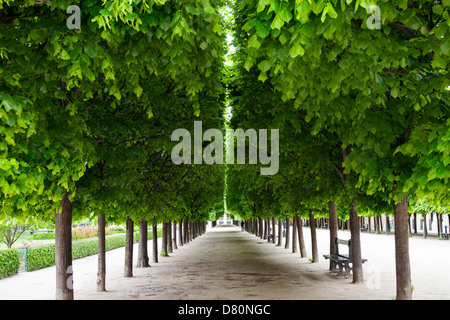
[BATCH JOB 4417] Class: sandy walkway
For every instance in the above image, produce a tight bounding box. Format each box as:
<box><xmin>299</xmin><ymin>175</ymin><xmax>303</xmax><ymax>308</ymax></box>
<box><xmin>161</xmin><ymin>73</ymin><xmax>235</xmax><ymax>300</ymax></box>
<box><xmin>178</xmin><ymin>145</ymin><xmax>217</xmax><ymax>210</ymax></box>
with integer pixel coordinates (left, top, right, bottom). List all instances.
<box><xmin>0</xmin><ymin>225</ymin><xmax>449</xmax><ymax>300</ymax></box>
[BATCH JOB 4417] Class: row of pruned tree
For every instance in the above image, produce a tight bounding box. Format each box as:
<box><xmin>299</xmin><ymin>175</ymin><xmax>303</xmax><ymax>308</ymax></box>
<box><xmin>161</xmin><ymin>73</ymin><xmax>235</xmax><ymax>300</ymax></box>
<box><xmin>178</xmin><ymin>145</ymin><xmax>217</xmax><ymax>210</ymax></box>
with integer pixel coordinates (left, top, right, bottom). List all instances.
<box><xmin>226</xmin><ymin>0</ymin><xmax>449</xmax><ymax>301</ymax></box>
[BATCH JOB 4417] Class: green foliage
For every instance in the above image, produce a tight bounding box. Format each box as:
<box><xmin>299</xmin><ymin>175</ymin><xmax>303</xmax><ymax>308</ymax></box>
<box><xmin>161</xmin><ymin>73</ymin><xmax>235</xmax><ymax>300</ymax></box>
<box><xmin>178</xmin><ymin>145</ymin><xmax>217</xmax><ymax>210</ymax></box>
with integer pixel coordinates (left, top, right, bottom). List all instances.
<box><xmin>26</xmin><ymin>229</ymin><xmax>160</xmax><ymax>271</ymax></box>
<box><xmin>0</xmin><ymin>248</ymin><xmax>20</xmax><ymax>279</ymax></box>
<box><xmin>27</xmin><ymin>244</ymin><xmax>56</xmax><ymax>271</ymax></box>
<box><xmin>1</xmin><ymin>0</ymin><xmax>448</xmax><ymax>245</ymax></box>
<box><xmin>0</xmin><ymin>0</ymin><xmax>228</xmax><ymax>227</ymax></box>
<box><xmin>32</xmin><ymin>232</ymin><xmax>55</xmax><ymax>240</ymax></box>
<box><xmin>226</xmin><ymin>0</ymin><xmax>450</xmax><ymax>222</ymax></box>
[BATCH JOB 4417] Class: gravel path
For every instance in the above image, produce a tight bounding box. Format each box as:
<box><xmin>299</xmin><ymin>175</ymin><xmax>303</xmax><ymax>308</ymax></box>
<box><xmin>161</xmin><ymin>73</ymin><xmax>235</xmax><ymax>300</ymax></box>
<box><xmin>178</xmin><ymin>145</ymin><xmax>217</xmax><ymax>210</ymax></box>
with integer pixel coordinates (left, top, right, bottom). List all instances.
<box><xmin>0</xmin><ymin>224</ymin><xmax>449</xmax><ymax>300</ymax></box>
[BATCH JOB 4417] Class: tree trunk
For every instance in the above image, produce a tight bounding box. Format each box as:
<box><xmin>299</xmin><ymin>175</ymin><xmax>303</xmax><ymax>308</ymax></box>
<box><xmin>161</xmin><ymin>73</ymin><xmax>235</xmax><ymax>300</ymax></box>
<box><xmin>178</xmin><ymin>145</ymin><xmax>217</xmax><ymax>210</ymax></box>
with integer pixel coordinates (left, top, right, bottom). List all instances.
<box><xmin>179</xmin><ymin>219</ymin><xmax>183</xmax><ymax>247</ymax></box>
<box><xmin>296</xmin><ymin>215</ymin><xmax>307</xmax><ymax>258</ymax></box>
<box><xmin>409</xmin><ymin>214</ymin><xmax>413</xmax><ymax>236</ymax></box>
<box><xmin>184</xmin><ymin>216</ymin><xmax>189</xmax><ymax>244</ymax></box>
<box><xmin>97</xmin><ymin>214</ymin><xmax>106</xmax><ymax>292</ymax></box>
<box><xmin>375</xmin><ymin>215</ymin><xmax>380</xmax><ymax>234</ymax></box>
<box><xmin>55</xmin><ymin>193</ymin><xmax>73</xmax><ymax>300</ymax></box>
<box><xmin>328</xmin><ymin>201</ymin><xmax>338</xmax><ymax>270</ymax></box>
<box><xmin>438</xmin><ymin>213</ymin><xmax>443</xmax><ymax>238</ymax></box>
<box><xmin>423</xmin><ymin>214</ymin><xmax>428</xmax><ymax>239</ymax></box>
<box><xmin>386</xmin><ymin>214</ymin><xmax>391</xmax><ymax>235</ymax></box>
<box><xmin>259</xmin><ymin>218</ymin><xmax>263</xmax><ymax>238</ymax></box>
<box><xmin>136</xmin><ymin>219</ymin><xmax>150</xmax><ymax>268</ymax></box>
<box><xmin>173</xmin><ymin>220</ymin><xmax>178</xmax><ymax>250</ymax></box>
<box><xmin>167</xmin><ymin>220</ymin><xmax>173</xmax><ymax>253</ymax></box>
<box><xmin>152</xmin><ymin>222</ymin><xmax>158</xmax><ymax>263</ymax></box>
<box><xmin>161</xmin><ymin>220</ymin><xmax>168</xmax><ymax>255</ymax></box>
<box><xmin>413</xmin><ymin>213</ymin><xmax>417</xmax><ymax>234</ymax></box>
<box><xmin>263</xmin><ymin>218</ymin><xmax>267</xmax><ymax>240</ymax></box>
<box><xmin>278</xmin><ymin>218</ymin><xmax>282</xmax><ymax>246</ymax></box>
<box><xmin>309</xmin><ymin>210</ymin><xmax>318</xmax><ymax>263</ymax></box>
<box><xmin>292</xmin><ymin>215</ymin><xmax>297</xmax><ymax>253</ymax></box>
<box><xmin>394</xmin><ymin>195</ymin><xmax>412</xmax><ymax>300</ymax></box>
<box><xmin>124</xmin><ymin>216</ymin><xmax>134</xmax><ymax>277</ymax></box>
<box><xmin>285</xmin><ymin>216</ymin><xmax>290</xmax><ymax>249</ymax></box>
<box><xmin>5</xmin><ymin>229</ymin><xmax>12</xmax><ymax>248</ymax></box>
<box><xmin>349</xmin><ymin>201</ymin><xmax>364</xmax><ymax>283</ymax></box>
<box><xmin>272</xmin><ymin>217</ymin><xmax>276</xmax><ymax>244</ymax></box>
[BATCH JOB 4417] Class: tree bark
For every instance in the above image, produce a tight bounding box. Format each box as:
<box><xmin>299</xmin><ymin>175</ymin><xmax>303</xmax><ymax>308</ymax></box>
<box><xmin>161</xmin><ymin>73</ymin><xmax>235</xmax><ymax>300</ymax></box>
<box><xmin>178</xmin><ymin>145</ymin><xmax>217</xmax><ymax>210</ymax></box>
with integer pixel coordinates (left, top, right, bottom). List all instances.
<box><xmin>263</xmin><ymin>218</ymin><xmax>267</xmax><ymax>240</ymax></box>
<box><xmin>173</xmin><ymin>220</ymin><xmax>178</xmax><ymax>250</ymax></box>
<box><xmin>408</xmin><ymin>215</ymin><xmax>412</xmax><ymax>236</ymax></box>
<box><xmin>55</xmin><ymin>193</ymin><xmax>74</xmax><ymax>300</ymax></box>
<box><xmin>184</xmin><ymin>216</ymin><xmax>189</xmax><ymax>244</ymax></box>
<box><xmin>413</xmin><ymin>213</ymin><xmax>417</xmax><ymax>234</ymax></box>
<box><xmin>296</xmin><ymin>215</ymin><xmax>307</xmax><ymax>258</ymax></box>
<box><xmin>423</xmin><ymin>213</ymin><xmax>428</xmax><ymax>239</ymax></box>
<box><xmin>292</xmin><ymin>215</ymin><xmax>297</xmax><ymax>253</ymax></box>
<box><xmin>285</xmin><ymin>216</ymin><xmax>290</xmax><ymax>249</ymax></box>
<box><xmin>259</xmin><ymin>217</ymin><xmax>262</xmax><ymax>238</ymax></box>
<box><xmin>161</xmin><ymin>220</ymin><xmax>168</xmax><ymax>255</ymax></box>
<box><xmin>97</xmin><ymin>214</ymin><xmax>106</xmax><ymax>292</ymax></box>
<box><xmin>386</xmin><ymin>214</ymin><xmax>391</xmax><ymax>235</ymax></box>
<box><xmin>124</xmin><ymin>216</ymin><xmax>134</xmax><ymax>277</ymax></box>
<box><xmin>394</xmin><ymin>195</ymin><xmax>412</xmax><ymax>300</ymax></box>
<box><xmin>179</xmin><ymin>219</ymin><xmax>183</xmax><ymax>246</ymax></box>
<box><xmin>374</xmin><ymin>215</ymin><xmax>379</xmax><ymax>234</ymax></box>
<box><xmin>272</xmin><ymin>217</ymin><xmax>276</xmax><ymax>244</ymax></box>
<box><xmin>168</xmin><ymin>220</ymin><xmax>173</xmax><ymax>253</ymax></box>
<box><xmin>349</xmin><ymin>201</ymin><xmax>364</xmax><ymax>283</ymax></box>
<box><xmin>278</xmin><ymin>218</ymin><xmax>282</xmax><ymax>246</ymax></box>
<box><xmin>136</xmin><ymin>219</ymin><xmax>150</xmax><ymax>268</ymax></box>
<box><xmin>328</xmin><ymin>201</ymin><xmax>338</xmax><ymax>270</ymax></box>
<box><xmin>309</xmin><ymin>210</ymin><xmax>318</xmax><ymax>263</ymax></box>
<box><xmin>438</xmin><ymin>213</ymin><xmax>443</xmax><ymax>238</ymax></box>
<box><xmin>152</xmin><ymin>222</ymin><xmax>158</xmax><ymax>263</ymax></box>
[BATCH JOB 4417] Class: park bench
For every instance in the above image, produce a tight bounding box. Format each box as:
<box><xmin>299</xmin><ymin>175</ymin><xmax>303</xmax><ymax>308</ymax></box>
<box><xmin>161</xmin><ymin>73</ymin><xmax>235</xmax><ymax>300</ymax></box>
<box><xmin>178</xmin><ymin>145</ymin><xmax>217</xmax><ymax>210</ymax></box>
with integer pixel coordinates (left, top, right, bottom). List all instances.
<box><xmin>361</xmin><ymin>224</ymin><xmax>368</xmax><ymax>232</ymax></box>
<box><xmin>323</xmin><ymin>237</ymin><xmax>368</xmax><ymax>278</ymax></box>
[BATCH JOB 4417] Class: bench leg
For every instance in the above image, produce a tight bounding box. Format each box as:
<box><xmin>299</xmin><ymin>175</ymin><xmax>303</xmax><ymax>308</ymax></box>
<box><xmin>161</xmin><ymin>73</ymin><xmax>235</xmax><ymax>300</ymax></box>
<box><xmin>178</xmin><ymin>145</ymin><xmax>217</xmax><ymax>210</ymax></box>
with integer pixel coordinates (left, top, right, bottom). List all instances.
<box><xmin>334</xmin><ymin>262</ymin><xmax>350</xmax><ymax>279</ymax></box>
<box><xmin>330</xmin><ymin>266</ymin><xmax>339</xmax><ymax>274</ymax></box>
<box><xmin>336</xmin><ymin>263</ymin><xmax>345</xmax><ymax>278</ymax></box>
<box><xmin>343</xmin><ymin>263</ymin><xmax>350</xmax><ymax>279</ymax></box>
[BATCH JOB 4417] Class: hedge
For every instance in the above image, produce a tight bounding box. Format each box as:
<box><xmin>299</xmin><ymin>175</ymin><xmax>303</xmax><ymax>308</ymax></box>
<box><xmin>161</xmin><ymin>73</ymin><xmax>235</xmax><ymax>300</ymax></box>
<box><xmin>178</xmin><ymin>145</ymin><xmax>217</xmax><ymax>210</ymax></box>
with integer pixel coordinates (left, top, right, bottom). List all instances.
<box><xmin>32</xmin><ymin>232</ymin><xmax>55</xmax><ymax>240</ymax></box>
<box><xmin>26</xmin><ymin>230</ymin><xmax>160</xmax><ymax>272</ymax></box>
<box><xmin>27</xmin><ymin>244</ymin><xmax>56</xmax><ymax>271</ymax></box>
<box><xmin>0</xmin><ymin>249</ymin><xmax>20</xmax><ymax>279</ymax></box>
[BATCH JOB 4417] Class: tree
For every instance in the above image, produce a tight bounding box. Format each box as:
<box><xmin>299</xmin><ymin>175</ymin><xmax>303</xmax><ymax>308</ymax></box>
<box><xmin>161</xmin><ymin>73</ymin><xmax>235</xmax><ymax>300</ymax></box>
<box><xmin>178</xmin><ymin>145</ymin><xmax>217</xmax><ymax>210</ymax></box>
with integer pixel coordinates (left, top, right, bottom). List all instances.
<box><xmin>0</xmin><ymin>217</ymin><xmax>33</xmax><ymax>248</ymax></box>
<box><xmin>231</xmin><ymin>0</ymin><xmax>449</xmax><ymax>299</ymax></box>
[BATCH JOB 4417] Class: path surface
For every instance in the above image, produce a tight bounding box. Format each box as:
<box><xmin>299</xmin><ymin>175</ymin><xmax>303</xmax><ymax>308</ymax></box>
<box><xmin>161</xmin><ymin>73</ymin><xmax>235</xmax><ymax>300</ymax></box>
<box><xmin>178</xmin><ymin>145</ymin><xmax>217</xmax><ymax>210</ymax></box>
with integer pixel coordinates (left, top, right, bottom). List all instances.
<box><xmin>1</xmin><ymin>225</ymin><xmax>449</xmax><ymax>300</ymax></box>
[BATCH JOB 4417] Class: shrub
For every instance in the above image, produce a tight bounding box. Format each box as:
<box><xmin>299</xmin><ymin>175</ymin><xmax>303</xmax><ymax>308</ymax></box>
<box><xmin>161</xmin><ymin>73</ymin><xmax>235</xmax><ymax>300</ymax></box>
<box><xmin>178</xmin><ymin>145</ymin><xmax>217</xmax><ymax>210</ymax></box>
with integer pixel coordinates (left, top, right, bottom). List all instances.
<box><xmin>32</xmin><ymin>232</ymin><xmax>55</xmax><ymax>240</ymax></box>
<box><xmin>26</xmin><ymin>231</ymin><xmax>143</xmax><ymax>271</ymax></box>
<box><xmin>18</xmin><ymin>229</ymin><xmax>161</xmax><ymax>273</ymax></box>
<box><xmin>72</xmin><ymin>238</ymin><xmax>98</xmax><ymax>259</ymax></box>
<box><xmin>0</xmin><ymin>249</ymin><xmax>20</xmax><ymax>279</ymax></box>
<box><xmin>27</xmin><ymin>244</ymin><xmax>56</xmax><ymax>271</ymax></box>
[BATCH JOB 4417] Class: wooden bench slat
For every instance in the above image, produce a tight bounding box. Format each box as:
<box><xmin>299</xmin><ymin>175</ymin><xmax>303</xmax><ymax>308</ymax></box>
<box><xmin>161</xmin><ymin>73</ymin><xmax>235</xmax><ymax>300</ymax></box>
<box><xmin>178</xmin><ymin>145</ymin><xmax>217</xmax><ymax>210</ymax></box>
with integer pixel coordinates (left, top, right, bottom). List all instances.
<box><xmin>336</xmin><ymin>239</ymin><xmax>350</xmax><ymax>246</ymax></box>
